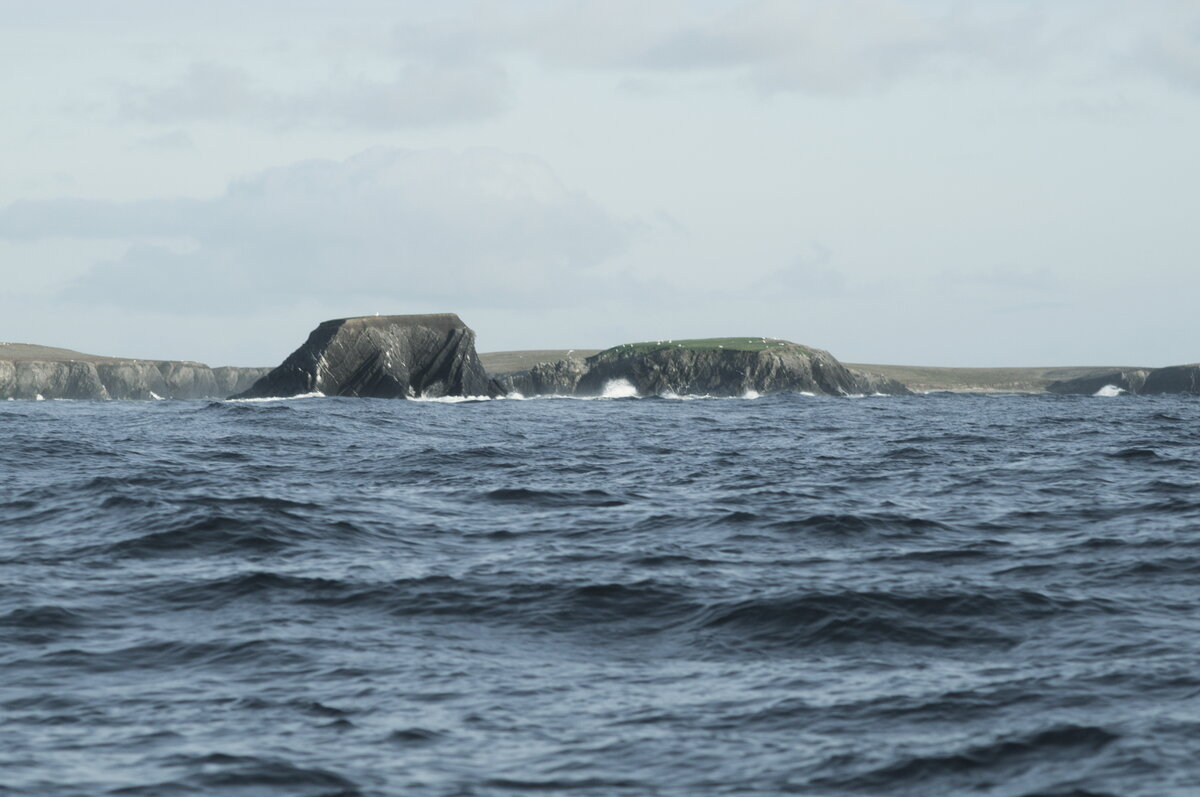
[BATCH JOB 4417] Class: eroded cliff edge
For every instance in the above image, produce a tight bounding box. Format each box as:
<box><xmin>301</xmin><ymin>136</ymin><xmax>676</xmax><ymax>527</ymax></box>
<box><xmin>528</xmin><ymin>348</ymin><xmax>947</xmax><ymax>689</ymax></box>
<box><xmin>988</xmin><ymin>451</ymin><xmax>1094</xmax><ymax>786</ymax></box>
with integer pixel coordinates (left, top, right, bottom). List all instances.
<box><xmin>234</xmin><ymin>314</ymin><xmax>503</xmax><ymax>399</ymax></box>
<box><xmin>497</xmin><ymin>338</ymin><xmax>911</xmax><ymax>397</ymax></box>
<box><xmin>0</xmin><ymin>343</ymin><xmax>268</xmax><ymax>400</ymax></box>
<box><xmin>1047</xmin><ymin>364</ymin><xmax>1200</xmax><ymax>395</ymax></box>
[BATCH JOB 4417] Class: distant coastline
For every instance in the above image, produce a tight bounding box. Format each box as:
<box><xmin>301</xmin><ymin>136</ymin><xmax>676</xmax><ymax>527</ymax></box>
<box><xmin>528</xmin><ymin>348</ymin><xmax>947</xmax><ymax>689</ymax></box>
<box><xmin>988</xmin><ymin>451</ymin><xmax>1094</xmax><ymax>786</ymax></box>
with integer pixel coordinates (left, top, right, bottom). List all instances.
<box><xmin>477</xmin><ymin>350</ymin><xmax>1146</xmax><ymax>395</ymax></box>
<box><xmin>2</xmin><ymin>333</ymin><xmax>1193</xmax><ymax>399</ymax></box>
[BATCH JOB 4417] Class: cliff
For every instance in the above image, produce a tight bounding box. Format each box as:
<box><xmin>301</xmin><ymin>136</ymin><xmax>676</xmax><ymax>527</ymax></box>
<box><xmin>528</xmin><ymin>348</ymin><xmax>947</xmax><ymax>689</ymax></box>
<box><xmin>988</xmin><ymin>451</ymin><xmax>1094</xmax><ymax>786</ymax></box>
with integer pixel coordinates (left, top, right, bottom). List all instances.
<box><xmin>234</xmin><ymin>314</ymin><xmax>502</xmax><ymax>400</ymax></box>
<box><xmin>1045</xmin><ymin>369</ymin><xmax>1151</xmax><ymax>396</ymax></box>
<box><xmin>1141</xmin><ymin>365</ymin><xmax>1200</xmax><ymax>395</ymax></box>
<box><xmin>0</xmin><ymin>344</ymin><xmax>269</xmax><ymax>401</ymax></box>
<box><xmin>1046</xmin><ymin>365</ymin><xmax>1200</xmax><ymax>395</ymax></box>
<box><xmin>499</xmin><ymin>338</ymin><xmax>910</xmax><ymax>397</ymax></box>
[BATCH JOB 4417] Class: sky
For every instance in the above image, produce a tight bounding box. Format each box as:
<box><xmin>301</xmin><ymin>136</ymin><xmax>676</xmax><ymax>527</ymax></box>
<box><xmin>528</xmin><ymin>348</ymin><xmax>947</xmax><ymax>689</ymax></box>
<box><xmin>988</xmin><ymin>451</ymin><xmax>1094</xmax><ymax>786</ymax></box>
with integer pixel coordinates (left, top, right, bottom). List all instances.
<box><xmin>1</xmin><ymin>0</ymin><xmax>1198</xmax><ymax>367</ymax></box>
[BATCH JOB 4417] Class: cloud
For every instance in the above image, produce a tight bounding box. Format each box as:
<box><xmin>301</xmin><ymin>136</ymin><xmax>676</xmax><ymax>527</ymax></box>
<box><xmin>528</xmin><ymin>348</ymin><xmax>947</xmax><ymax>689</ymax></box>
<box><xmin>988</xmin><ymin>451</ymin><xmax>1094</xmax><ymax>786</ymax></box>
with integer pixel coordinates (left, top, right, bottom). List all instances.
<box><xmin>1128</xmin><ymin>6</ymin><xmax>1200</xmax><ymax>93</ymax></box>
<box><xmin>111</xmin><ymin>1</ymin><xmax>1041</xmax><ymax>134</ymax></box>
<box><xmin>404</xmin><ymin>0</ymin><xmax>1049</xmax><ymax>94</ymax></box>
<box><xmin>753</xmin><ymin>243</ymin><xmax>847</xmax><ymax>298</ymax></box>
<box><xmin>132</xmin><ymin>130</ymin><xmax>197</xmax><ymax>151</ymax></box>
<box><xmin>107</xmin><ymin>1</ymin><xmax>1200</xmax><ymax>132</ymax></box>
<box><xmin>0</xmin><ymin>148</ymin><xmax>637</xmax><ymax>313</ymax></box>
<box><xmin>121</xmin><ymin>60</ymin><xmax>510</xmax><ymax>129</ymax></box>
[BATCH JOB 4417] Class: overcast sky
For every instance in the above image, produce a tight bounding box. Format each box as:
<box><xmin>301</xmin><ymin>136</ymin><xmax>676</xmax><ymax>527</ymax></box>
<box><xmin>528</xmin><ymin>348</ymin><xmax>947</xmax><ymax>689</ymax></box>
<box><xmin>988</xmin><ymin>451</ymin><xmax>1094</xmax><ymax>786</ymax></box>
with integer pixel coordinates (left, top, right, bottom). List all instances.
<box><xmin>1</xmin><ymin>0</ymin><xmax>1198</xmax><ymax>367</ymax></box>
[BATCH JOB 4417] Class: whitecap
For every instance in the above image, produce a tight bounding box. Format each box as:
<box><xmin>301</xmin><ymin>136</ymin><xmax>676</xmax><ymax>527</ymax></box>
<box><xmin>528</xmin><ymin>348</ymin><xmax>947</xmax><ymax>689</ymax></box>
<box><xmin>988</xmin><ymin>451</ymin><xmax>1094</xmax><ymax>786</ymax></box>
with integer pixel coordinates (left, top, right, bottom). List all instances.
<box><xmin>409</xmin><ymin>394</ymin><xmax>494</xmax><ymax>403</ymax></box>
<box><xmin>601</xmin><ymin>378</ymin><xmax>638</xmax><ymax>398</ymax></box>
<box><xmin>227</xmin><ymin>391</ymin><xmax>326</xmax><ymax>403</ymax></box>
<box><xmin>1094</xmin><ymin>384</ymin><xmax>1124</xmax><ymax>397</ymax></box>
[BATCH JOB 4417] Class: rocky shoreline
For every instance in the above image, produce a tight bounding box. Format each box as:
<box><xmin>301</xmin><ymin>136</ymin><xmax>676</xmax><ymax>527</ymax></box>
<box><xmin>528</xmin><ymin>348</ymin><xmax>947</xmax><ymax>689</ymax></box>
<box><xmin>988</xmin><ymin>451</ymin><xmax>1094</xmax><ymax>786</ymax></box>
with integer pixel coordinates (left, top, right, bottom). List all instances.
<box><xmin>0</xmin><ymin>343</ymin><xmax>268</xmax><ymax>400</ymax></box>
<box><xmin>1045</xmin><ymin>365</ymin><xmax>1200</xmax><ymax>396</ymax></box>
<box><xmin>4</xmin><ymin>316</ymin><xmax>1197</xmax><ymax>400</ymax></box>
<box><xmin>495</xmin><ymin>339</ymin><xmax>909</xmax><ymax>397</ymax></box>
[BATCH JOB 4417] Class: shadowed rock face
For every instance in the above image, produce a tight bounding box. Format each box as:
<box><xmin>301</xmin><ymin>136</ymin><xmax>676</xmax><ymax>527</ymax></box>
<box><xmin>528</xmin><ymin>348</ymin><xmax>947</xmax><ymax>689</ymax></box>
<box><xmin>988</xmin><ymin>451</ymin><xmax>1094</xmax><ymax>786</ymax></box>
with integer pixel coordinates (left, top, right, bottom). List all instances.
<box><xmin>1141</xmin><ymin>365</ymin><xmax>1200</xmax><ymax>395</ymax></box>
<box><xmin>234</xmin><ymin>314</ymin><xmax>501</xmax><ymax>399</ymax></box>
<box><xmin>1045</xmin><ymin>369</ymin><xmax>1151</xmax><ymax>396</ymax></box>
<box><xmin>1046</xmin><ymin>365</ymin><xmax>1200</xmax><ymax>396</ymax></box>
<box><xmin>500</xmin><ymin>341</ymin><xmax>910</xmax><ymax>397</ymax></box>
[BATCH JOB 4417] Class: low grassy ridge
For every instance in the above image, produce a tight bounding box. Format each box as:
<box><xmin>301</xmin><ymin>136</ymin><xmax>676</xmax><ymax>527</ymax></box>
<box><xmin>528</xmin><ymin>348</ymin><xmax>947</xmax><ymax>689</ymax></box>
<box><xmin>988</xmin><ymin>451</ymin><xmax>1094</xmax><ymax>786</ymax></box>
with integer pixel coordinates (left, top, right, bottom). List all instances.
<box><xmin>598</xmin><ymin>338</ymin><xmax>809</xmax><ymax>356</ymax></box>
<box><xmin>478</xmin><ymin>349</ymin><xmax>601</xmax><ymax>374</ymax></box>
<box><xmin>845</xmin><ymin>363</ymin><xmax>1143</xmax><ymax>393</ymax></box>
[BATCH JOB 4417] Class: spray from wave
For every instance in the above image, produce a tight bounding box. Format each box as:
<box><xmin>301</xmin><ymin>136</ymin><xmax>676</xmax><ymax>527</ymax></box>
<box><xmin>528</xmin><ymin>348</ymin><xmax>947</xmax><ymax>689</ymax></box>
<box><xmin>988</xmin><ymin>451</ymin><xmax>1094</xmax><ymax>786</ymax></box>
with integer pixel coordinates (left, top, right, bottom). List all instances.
<box><xmin>600</xmin><ymin>378</ymin><xmax>639</xmax><ymax>399</ymax></box>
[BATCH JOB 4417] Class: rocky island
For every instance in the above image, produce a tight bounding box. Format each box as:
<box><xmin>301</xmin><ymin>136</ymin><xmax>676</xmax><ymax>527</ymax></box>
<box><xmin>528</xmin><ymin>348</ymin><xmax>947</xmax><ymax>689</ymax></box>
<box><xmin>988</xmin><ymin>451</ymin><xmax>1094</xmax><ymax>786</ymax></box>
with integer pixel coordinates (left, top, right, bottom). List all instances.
<box><xmin>6</xmin><ymin>314</ymin><xmax>1197</xmax><ymax>400</ymax></box>
<box><xmin>495</xmin><ymin>338</ymin><xmax>910</xmax><ymax>397</ymax></box>
<box><xmin>234</xmin><ymin>314</ymin><xmax>503</xmax><ymax>399</ymax></box>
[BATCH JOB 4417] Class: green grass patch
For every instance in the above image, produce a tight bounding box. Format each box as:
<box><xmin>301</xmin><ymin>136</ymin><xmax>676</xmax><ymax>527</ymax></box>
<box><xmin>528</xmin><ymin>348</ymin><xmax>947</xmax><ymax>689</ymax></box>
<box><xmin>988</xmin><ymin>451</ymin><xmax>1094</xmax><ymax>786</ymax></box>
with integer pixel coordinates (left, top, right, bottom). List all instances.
<box><xmin>597</xmin><ymin>337</ymin><xmax>808</xmax><ymax>357</ymax></box>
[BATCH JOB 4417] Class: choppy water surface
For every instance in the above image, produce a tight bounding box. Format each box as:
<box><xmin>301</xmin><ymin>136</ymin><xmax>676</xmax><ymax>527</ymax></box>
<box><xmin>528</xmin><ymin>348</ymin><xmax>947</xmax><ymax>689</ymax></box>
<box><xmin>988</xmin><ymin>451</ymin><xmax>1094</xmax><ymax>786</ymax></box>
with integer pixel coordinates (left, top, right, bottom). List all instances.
<box><xmin>3</xmin><ymin>393</ymin><xmax>1200</xmax><ymax>796</ymax></box>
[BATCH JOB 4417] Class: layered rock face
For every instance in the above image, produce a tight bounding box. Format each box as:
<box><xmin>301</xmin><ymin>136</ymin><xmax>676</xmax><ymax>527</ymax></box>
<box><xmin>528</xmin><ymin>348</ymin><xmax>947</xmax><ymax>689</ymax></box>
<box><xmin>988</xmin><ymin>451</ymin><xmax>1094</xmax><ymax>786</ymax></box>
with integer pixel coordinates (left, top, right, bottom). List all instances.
<box><xmin>0</xmin><ymin>358</ymin><xmax>270</xmax><ymax>400</ymax></box>
<box><xmin>1047</xmin><ymin>365</ymin><xmax>1200</xmax><ymax>395</ymax></box>
<box><xmin>1141</xmin><ymin>365</ymin><xmax>1200</xmax><ymax>395</ymax></box>
<box><xmin>234</xmin><ymin>314</ymin><xmax>501</xmax><ymax>399</ymax></box>
<box><xmin>500</xmin><ymin>339</ymin><xmax>910</xmax><ymax>397</ymax></box>
<box><xmin>1045</xmin><ymin>369</ymin><xmax>1150</xmax><ymax>396</ymax></box>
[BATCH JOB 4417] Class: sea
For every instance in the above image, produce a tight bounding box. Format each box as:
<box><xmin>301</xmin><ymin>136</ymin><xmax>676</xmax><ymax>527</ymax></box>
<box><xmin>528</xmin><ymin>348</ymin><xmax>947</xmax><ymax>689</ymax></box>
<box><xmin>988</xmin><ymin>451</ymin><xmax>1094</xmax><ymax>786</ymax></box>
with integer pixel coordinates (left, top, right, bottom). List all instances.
<box><xmin>2</xmin><ymin>392</ymin><xmax>1199</xmax><ymax>796</ymax></box>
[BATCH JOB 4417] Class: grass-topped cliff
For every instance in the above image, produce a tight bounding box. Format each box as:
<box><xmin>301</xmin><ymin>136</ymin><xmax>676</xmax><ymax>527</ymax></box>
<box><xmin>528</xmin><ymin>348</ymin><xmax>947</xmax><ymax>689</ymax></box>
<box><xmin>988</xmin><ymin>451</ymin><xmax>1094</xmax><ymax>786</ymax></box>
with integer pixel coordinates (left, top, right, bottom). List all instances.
<box><xmin>493</xmin><ymin>336</ymin><xmax>909</xmax><ymax>397</ymax></box>
<box><xmin>594</xmin><ymin>337</ymin><xmax>817</xmax><ymax>358</ymax></box>
<box><xmin>0</xmin><ymin>341</ymin><xmax>269</xmax><ymax>400</ymax></box>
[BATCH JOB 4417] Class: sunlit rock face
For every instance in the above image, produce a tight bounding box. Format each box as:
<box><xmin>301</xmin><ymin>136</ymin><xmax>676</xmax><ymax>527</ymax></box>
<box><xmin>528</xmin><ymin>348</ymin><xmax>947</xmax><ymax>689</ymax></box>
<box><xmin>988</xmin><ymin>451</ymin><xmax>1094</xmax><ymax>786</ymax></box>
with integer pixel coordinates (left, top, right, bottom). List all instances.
<box><xmin>0</xmin><ymin>351</ymin><xmax>270</xmax><ymax>401</ymax></box>
<box><xmin>233</xmin><ymin>314</ymin><xmax>502</xmax><ymax>400</ymax></box>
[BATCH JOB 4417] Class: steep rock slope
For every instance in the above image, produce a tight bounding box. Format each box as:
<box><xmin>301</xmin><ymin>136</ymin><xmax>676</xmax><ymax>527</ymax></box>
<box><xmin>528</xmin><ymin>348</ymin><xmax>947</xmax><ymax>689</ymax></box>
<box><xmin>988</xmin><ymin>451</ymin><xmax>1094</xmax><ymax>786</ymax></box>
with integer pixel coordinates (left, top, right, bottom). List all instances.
<box><xmin>1045</xmin><ymin>369</ymin><xmax>1152</xmax><ymax>396</ymax></box>
<box><xmin>0</xmin><ymin>347</ymin><xmax>270</xmax><ymax>400</ymax></box>
<box><xmin>1141</xmin><ymin>365</ymin><xmax>1200</xmax><ymax>395</ymax></box>
<box><xmin>501</xmin><ymin>338</ymin><xmax>909</xmax><ymax>397</ymax></box>
<box><xmin>234</xmin><ymin>314</ymin><xmax>501</xmax><ymax>399</ymax></box>
<box><xmin>1046</xmin><ymin>365</ymin><xmax>1200</xmax><ymax>396</ymax></box>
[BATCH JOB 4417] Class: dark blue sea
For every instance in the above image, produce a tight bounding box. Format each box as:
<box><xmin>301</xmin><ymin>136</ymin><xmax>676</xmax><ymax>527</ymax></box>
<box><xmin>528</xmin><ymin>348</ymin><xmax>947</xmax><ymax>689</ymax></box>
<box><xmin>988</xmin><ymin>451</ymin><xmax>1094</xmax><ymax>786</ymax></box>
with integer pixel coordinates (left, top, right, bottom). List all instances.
<box><xmin>3</xmin><ymin>393</ymin><xmax>1200</xmax><ymax>796</ymax></box>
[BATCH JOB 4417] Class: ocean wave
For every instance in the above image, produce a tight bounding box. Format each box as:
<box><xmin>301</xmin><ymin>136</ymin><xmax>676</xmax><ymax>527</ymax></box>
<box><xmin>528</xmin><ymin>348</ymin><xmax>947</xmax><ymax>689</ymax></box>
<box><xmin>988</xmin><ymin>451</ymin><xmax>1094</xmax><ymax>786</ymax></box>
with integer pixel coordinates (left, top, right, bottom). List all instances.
<box><xmin>6</xmin><ymin>393</ymin><xmax>1200</xmax><ymax>795</ymax></box>
<box><xmin>765</xmin><ymin>512</ymin><xmax>953</xmax><ymax>538</ymax></box>
<box><xmin>823</xmin><ymin>724</ymin><xmax>1117</xmax><ymax>791</ymax></box>
<box><xmin>110</xmin><ymin>753</ymin><xmax>360</xmax><ymax>796</ymax></box>
<box><xmin>225</xmin><ymin>391</ymin><xmax>326</xmax><ymax>402</ymax></box>
<box><xmin>0</xmin><ymin>604</ymin><xmax>87</xmax><ymax>629</ymax></box>
<box><xmin>483</xmin><ymin>487</ymin><xmax>628</xmax><ymax>508</ymax></box>
<box><xmin>93</xmin><ymin>510</ymin><xmax>343</xmax><ymax>559</ymax></box>
<box><xmin>19</xmin><ymin>638</ymin><xmax>310</xmax><ymax>674</ymax></box>
<box><xmin>691</xmin><ymin>588</ymin><xmax>1084</xmax><ymax>650</ymax></box>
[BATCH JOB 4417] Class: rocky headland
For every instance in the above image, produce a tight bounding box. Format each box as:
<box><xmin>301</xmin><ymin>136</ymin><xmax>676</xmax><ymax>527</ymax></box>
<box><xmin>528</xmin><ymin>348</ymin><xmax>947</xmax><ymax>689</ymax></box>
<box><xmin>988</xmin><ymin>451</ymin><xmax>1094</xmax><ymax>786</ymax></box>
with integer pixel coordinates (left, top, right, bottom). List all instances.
<box><xmin>1047</xmin><ymin>365</ymin><xmax>1200</xmax><ymax>395</ymax></box>
<box><xmin>495</xmin><ymin>338</ymin><xmax>910</xmax><ymax>397</ymax></box>
<box><xmin>7</xmin><ymin>320</ymin><xmax>1196</xmax><ymax>400</ymax></box>
<box><xmin>234</xmin><ymin>314</ymin><xmax>502</xmax><ymax>399</ymax></box>
<box><xmin>0</xmin><ymin>342</ymin><xmax>268</xmax><ymax>400</ymax></box>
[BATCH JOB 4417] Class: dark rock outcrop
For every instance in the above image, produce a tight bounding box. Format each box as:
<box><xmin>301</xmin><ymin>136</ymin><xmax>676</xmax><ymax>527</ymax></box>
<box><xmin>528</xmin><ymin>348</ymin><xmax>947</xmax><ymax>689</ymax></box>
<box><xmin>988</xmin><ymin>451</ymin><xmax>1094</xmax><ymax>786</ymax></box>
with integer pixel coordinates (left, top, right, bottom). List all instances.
<box><xmin>504</xmin><ymin>356</ymin><xmax>590</xmax><ymax>396</ymax></box>
<box><xmin>1045</xmin><ymin>369</ymin><xmax>1151</xmax><ymax>396</ymax></box>
<box><xmin>500</xmin><ymin>339</ymin><xmax>910</xmax><ymax>397</ymax></box>
<box><xmin>1046</xmin><ymin>365</ymin><xmax>1200</xmax><ymax>396</ymax></box>
<box><xmin>234</xmin><ymin>314</ymin><xmax>501</xmax><ymax>400</ymax></box>
<box><xmin>1141</xmin><ymin>365</ymin><xmax>1200</xmax><ymax>395</ymax></box>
